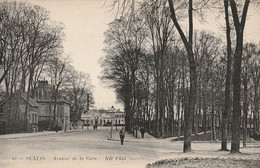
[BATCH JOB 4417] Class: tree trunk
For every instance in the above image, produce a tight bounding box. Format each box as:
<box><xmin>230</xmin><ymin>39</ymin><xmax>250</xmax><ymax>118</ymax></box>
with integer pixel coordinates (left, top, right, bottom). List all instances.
<box><xmin>202</xmin><ymin>84</ymin><xmax>207</xmax><ymax>137</ymax></box>
<box><xmin>168</xmin><ymin>0</ymin><xmax>197</xmax><ymax>152</ymax></box>
<box><xmin>211</xmin><ymin>85</ymin><xmax>216</xmax><ymax>141</ymax></box>
<box><xmin>243</xmin><ymin>72</ymin><xmax>248</xmax><ymax>147</ymax></box>
<box><xmin>53</xmin><ymin>86</ymin><xmax>59</xmax><ymax>125</ymax></box>
<box><xmin>177</xmin><ymin>77</ymin><xmax>181</xmax><ymax>140</ymax></box>
<box><xmin>25</xmin><ymin>72</ymin><xmax>33</xmax><ymax>132</ymax></box>
<box><xmin>124</xmin><ymin>97</ymin><xmax>131</xmax><ymax>132</ymax></box>
<box><xmin>253</xmin><ymin>76</ymin><xmax>259</xmax><ymax>132</ymax></box>
<box><xmin>184</xmin><ymin>64</ymin><xmax>197</xmax><ymax>152</ymax></box>
<box><xmin>230</xmin><ymin>0</ymin><xmax>250</xmax><ymax>154</ymax></box>
<box><xmin>221</xmin><ymin>0</ymin><xmax>232</xmax><ymax>151</ymax></box>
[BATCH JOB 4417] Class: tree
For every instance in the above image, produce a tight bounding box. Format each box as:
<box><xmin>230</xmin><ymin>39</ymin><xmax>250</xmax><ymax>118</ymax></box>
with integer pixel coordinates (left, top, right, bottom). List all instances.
<box><xmin>241</xmin><ymin>43</ymin><xmax>257</xmax><ymax>147</ymax></box>
<box><xmin>140</xmin><ymin>0</ymin><xmax>175</xmax><ymax>137</ymax></box>
<box><xmin>193</xmin><ymin>30</ymin><xmax>221</xmax><ymax>137</ymax></box>
<box><xmin>66</xmin><ymin>69</ymin><xmax>94</xmax><ymax>124</ymax></box>
<box><xmin>248</xmin><ymin>43</ymin><xmax>260</xmax><ymax>133</ymax></box>
<box><xmin>221</xmin><ymin>0</ymin><xmax>232</xmax><ymax>151</ymax></box>
<box><xmin>101</xmin><ymin>17</ymin><xmax>147</xmax><ymax>132</ymax></box>
<box><xmin>46</xmin><ymin>55</ymin><xmax>70</xmax><ymax>125</ymax></box>
<box><xmin>229</xmin><ymin>0</ymin><xmax>250</xmax><ymax>153</ymax></box>
<box><xmin>108</xmin><ymin>0</ymin><xmax>213</xmax><ymax>152</ymax></box>
<box><xmin>168</xmin><ymin>0</ymin><xmax>197</xmax><ymax>153</ymax></box>
<box><xmin>0</xmin><ymin>2</ymin><xmax>64</xmax><ymax>131</ymax></box>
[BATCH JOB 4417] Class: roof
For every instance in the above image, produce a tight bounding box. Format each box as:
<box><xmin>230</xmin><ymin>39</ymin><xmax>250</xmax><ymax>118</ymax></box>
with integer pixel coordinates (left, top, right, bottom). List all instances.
<box><xmin>20</xmin><ymin>92</ymin><xmax>40</xmax><ymax>107</ymax></box>
<box><xmin>36</xmin><ymin>96</ymin><xmax>70</xmax><ymax>105</ymax></box>
<box><xmin>0</xmin><ymin>92</ymin><xmax>40</xmax><ymax>107</ymax></box>
<box><xmin>37</xmin><ymin>100</ymin><xmax>70</xmax><ymax>105</ymax></box>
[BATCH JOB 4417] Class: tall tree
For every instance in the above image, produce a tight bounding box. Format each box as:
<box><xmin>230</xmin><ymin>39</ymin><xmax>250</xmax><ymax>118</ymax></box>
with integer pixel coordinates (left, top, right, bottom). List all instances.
<box><xmin>66</xmin><ymin>69</ymin><xmax>94</xmax><ymax>124</ymax></box>
<box><xmin>101</xmin><ymin>17</ymin><xmax>146</xmax><ymax>132</ymax></box>
<box><xmin>141</xmin><ymin>0</ymin><xmax>174</xmax><ymax>137</ymax></box>
<box><xmin>46</xmin><ymin>55</ymin><xmax>70</xmax><ymax>125</ymax></box>
<box><xmin>241</xmin><ymin>43</ymin><xmax>256</xmax><ymax>147</ymax></box>
<box><xmin>229</xmin><ymin>0</ymin><xmax>250</xmax><ymax>153</ymax></box>
<box><xmin>221</xmin><ymin>0</ymin><xmax>232</xmax><ymax>151</ymax></box>
<box><xmin>0</xmin><ymin>2</ymin><xmax>64</xmax><ymax>131</ymax></box>
<box><xmin>168</xmin><ymin>0</ymin><xmax>197</xmax><ymax>152</ymax></box>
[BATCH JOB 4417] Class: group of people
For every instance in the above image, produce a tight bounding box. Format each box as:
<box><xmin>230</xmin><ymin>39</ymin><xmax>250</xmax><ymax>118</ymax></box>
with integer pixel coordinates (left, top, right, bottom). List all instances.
<box><xmin>119</xmin><ymin>126</ymin><xmax>146</xmax><ymax>145</ymax></box>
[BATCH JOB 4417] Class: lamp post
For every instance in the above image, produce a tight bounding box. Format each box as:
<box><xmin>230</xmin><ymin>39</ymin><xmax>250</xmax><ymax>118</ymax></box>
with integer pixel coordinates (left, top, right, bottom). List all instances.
<box><xmin>63</xmin><ymin>111</ymin><xmax>67</xmax><ymax>132</ymax></box>
<box><xmin>110</xmin><ymin>106</ymin><xmax>115</xmax><ymax>138</ymax></box>
<box><xmin>116</xmin><ymin>115</ymin><xmax>117</xmax><ymax>131</ymax></box>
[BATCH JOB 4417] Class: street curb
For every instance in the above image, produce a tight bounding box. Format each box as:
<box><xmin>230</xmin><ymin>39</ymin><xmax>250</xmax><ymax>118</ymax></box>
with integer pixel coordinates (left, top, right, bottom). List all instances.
<box><xmin>0</xmin><ymin>132</ymin><xmax>56</xmax><ymax>140</ymax></box>
<box><xmin>107</xmin><ymin>137</ymin><xmax>152</xmax><ymax>143</ymax></box>
<box><xmin>0</xmin><ymin>129</ymin><xmax>83</xmax><ymax>140</ymax></box>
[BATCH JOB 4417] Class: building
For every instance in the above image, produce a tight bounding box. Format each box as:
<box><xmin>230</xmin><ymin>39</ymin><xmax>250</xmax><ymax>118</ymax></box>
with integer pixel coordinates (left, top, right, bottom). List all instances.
<box><xmin>35</xmin><ymin>80</ymin><xmax>70</xmax><ymax>131</ymax></box>
<box><xmin>0</xmin><ymin>92</ymin><xmax>40</xmax><ymax>133</ymax></box>
<box><xmin>81</xmin><ymin>109</ymin><xmax>125</xmax><ymax>126</ymax></box>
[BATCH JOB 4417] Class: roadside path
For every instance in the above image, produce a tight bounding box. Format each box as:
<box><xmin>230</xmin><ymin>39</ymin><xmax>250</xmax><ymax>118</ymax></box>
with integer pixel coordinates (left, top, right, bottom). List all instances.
<box><xmin>0</xmin><ymin>128</ymin><xmax>83</xmax><ymax>140</ymax></box>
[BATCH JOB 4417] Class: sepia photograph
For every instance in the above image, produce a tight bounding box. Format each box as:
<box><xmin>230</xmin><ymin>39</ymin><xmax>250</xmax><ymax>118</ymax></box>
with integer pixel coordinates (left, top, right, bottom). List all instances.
<box><xmin>0</xmin><ymin>0</ymin><xmax>260</xmax><ymax>167</ymax></box>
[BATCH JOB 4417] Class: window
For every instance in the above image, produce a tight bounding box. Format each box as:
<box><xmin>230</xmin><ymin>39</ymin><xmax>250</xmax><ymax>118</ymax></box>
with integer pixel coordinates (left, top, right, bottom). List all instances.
<box><xmin>34</xmin><ymin>114</ymin><xmax>36</xmax><ymax>123</ymax></box>
<box><xmin>0</xmin><ymin>106</ymin><xmax>3</xmax><ymax>119</ymax></box>
<box><xmin>31</xmin><ymin>113</ymin><xmax>37</xmax><ymax>124</ymax></box>
<box><xmin>35</xmin><ymin>114</ymin><xmax>38</xmax><ymax>123</ymax></box>
<box><xmin>39</xmin><ymin>90</ymin><xmax>42</xmax><ymax>100</ymax></box>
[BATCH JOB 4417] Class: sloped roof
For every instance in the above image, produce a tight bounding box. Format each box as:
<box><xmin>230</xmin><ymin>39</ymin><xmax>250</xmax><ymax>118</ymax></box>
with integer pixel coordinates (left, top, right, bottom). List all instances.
<box><xmin>36</xmin><ymin>96</ymin><xmax>70</xmax><ymax>105</ymax></box>
<box><xmin>0</xmin><ymin>92</ymin><xmax>40</xmax><ymax>107</ymax></box>
<box><xmin>20</xmin><ymin>92</ymin><xmax>40</xmax><ymax>107</ymax></box>
<box><xmin>37</xmin><ymin>99</ymin><xmax>70</xmax><ymax>105</ymax></box>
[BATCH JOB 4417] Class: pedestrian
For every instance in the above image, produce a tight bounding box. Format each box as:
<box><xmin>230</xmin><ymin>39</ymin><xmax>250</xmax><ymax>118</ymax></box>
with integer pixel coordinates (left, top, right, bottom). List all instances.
<box><xmin>140</xmin><ymin>127</ymin><xmax>145</xmax><ymax>138</ymax></box>
<box><xmin>119</xmin><ymin>127</ymin><xmax>125</xmax><ymax>145</ymax></box>
<box><xmin>54</xmin><ymin>124</ymin><xmax>59</xmax><ymax>133</ymax></box>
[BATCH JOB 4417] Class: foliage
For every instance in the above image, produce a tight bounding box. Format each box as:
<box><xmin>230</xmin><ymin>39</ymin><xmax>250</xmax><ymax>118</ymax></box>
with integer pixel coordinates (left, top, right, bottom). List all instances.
<box><xmin>0</xmin><ymin>120</ymin><xmax>26</xmax><ymax>134</ymax></box>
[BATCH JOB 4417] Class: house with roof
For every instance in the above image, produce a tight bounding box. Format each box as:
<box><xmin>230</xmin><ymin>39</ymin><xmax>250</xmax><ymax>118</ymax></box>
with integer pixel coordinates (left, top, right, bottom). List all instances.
<box><xmin>0</xmin><ymin>92</ymin><xmax>40</xmax><ymax>133</ymax></box>
<box><xmin>34</xmin><ymin>80</ymin><xmax>70</xmax><ymax>131</ymax></box>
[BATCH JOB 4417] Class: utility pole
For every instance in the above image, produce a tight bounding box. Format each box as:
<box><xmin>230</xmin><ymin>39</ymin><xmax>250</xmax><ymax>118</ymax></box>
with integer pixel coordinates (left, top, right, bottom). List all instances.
<box><xmin>110</xmin><ymin>106</ymin><xmax>115</xmax><ymax>138</ymax></box>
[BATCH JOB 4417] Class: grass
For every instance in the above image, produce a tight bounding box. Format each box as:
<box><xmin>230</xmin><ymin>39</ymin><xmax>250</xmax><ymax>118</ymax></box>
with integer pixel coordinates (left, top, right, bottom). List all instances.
<box><xmin>146</xmin><ymin>157</ymin><xmax>260</xmax><ymax>168</ymax></box>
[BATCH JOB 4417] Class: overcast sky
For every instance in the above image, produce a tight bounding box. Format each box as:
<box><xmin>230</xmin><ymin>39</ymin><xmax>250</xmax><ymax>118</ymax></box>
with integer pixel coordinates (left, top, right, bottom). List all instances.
<box><xmin>18</xmin><ymin>0</ymin><xmax>260</xmax><ymax>110</ymax></box>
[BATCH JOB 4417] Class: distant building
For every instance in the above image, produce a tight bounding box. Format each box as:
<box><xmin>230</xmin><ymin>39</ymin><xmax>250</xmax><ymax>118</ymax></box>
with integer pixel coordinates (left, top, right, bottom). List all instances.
<box><xmin>81</xmin><ymin>109</ymin><xmax>125</xmax><ymax>126</ymax></box>
<box><xmin>0</xmin><ymin>92</ymin><xmax>40</xmax><ymax>133</ymax></box>
<box><xmin>35</xmin><ymin>80</ymin><xmax>70</xmax><ymax>131</ymax></box>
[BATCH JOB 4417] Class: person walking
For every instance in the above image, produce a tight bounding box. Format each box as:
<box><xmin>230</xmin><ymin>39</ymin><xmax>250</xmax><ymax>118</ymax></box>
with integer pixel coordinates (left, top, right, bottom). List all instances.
<box><xmin>119</xmin><ymin>127</ymin><xmax>126</xmax><ymax>145</ymax></box>
<box><xmin>140</xmin><ymin>127</ymin><xmax>145</xmax><ymax>138</ymax></box>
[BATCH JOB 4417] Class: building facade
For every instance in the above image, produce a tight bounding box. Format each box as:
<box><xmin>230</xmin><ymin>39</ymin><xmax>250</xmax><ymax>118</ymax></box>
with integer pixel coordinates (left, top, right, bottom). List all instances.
<box><xmin>0</xmin><ymin>92</ymin><xmax>40</xmax><ymax>133</ymax></box>
<box><xmin>35</xmin><ymin>80</ymin><xmax>70</xmax><ymax>131</ymax></box>
<box><xmin>81</xmin><ymin>109</ymin><xmax>125</xmax><ymax>126</ymax></box>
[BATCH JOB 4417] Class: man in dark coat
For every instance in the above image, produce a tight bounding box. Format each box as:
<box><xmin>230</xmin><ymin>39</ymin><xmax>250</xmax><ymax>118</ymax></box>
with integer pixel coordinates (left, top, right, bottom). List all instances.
<box><xmin>140</xmin><ymin>127</ymin><xmax>145</xmax><ymax>138</ymax></box>
<box><xmin>119</xmin><ymin>127</ymin><xmax>126</xmax><ymax>145</ymax></box>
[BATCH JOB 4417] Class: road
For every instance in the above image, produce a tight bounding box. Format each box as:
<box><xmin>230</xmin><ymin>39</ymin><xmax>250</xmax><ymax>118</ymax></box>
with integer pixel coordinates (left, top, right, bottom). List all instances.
<box><xmin>0</xmin><ymin>127</ymin><xmax>259</xmax><ymax>168</ymax></box>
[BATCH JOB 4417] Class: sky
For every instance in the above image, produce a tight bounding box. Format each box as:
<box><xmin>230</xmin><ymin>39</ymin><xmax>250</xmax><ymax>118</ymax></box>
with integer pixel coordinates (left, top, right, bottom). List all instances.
<box><xmin>19</xmin><ymin>0</ymin><xmax>121</xmax><ymax>110</ymax></box>
<box><xmin>17</xmin><ymin>0</ymin><xmax>260</xmax><ymax>110</ymax></box>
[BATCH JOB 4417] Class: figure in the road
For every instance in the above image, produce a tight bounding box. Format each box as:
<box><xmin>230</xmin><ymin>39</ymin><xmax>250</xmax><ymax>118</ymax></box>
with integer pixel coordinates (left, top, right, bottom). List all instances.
<box><xmin>119</xmin><ymin>127</ymin><xmax>125</xmax><ymax>145</ymax></box>
<box><xmin>93</xmin><ymin>121</ymin><xmax>98</xmax><ymax>130</ymax></box>
<box><xmin>140</xmin><ymin>127</ymin><xmax>145</xmax><ymax>138</ymax></box>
